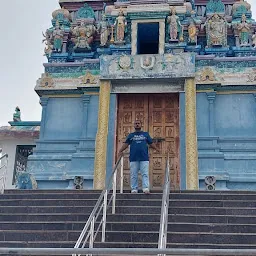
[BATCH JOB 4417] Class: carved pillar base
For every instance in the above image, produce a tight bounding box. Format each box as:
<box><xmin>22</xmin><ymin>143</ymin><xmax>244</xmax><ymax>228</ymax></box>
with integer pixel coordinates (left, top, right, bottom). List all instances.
<box><xmin>93</xmin><ymin>81</ymin><xmax>111</xmax><ymax>189</ymax></box>
<box><xmin>185</xmin><ymin>78</ymin><xmax>199</xmax><ymax>190</ymax></box>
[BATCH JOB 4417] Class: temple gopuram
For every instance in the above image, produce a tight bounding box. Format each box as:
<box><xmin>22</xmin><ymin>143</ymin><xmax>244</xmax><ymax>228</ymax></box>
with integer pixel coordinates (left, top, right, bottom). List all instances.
<box><xmin>26</xmin><ymin>0</ymin><xmax>256</xmax><ymax>191</ymax></box>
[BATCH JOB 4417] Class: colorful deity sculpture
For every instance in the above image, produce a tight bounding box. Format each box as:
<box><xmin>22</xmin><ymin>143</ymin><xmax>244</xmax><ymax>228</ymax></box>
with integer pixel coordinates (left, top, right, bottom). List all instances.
<box><xmin>236</xmin><ymin>14</ymin><xmax>252</xmax><ymax>47</ymax></box>
<box><xmin>72</xmin><ymin>20</ymin><xmax>96</xmax><ymax>51</ymax></box>
<box><xmin>13</xmin><ymin>107</ymin><xmax>21</xmax><ymax>122</ymax></box>
<box><xmin>167</xmin><ymin>7</ymin><xmax>183</xmax><ymax>42</ymax></box>
<box><xmin>188</xmin><ymin>19</ymin><xmax>197</xmax><ymax>44</ymax></box>
<box><xmin>97</xmin><ymin>14</ymin><xmax>109</xmax><ymax>47</ymax></box>
<box><xmin>52</xmin><ymin>6</ymin><xmax>72</xmax><ymax>28</ymax></box>
<box><xmin>113</xmin><ymin>9</ymin><xmax>127</xmax><ymax>44</ymax></box>
<box><xmin>205</xmin><ymin>13</ymin><xmax>227</xmax><ymax>48</ymax></box>
<box><xmin>42</xmin><ymin>29</ymin><xmax>54</xmax><ymax>56</ymax></box>
<box><xmin>52</xmin><ymin>21</ymin><xmax>65</xmax><ymax>52</ymax></box>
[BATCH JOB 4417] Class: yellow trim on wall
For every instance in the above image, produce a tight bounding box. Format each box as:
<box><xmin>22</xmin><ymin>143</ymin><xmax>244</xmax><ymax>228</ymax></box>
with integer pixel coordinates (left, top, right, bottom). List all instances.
<box><xmin>185</xmin><ymin>78</ymin><xmax>199</xmax><ymax>190</ymax></box>
<box><xmin>93</xmin><ymin>81</ymin><xmax>111</xmax><ymax>189</ymax></box>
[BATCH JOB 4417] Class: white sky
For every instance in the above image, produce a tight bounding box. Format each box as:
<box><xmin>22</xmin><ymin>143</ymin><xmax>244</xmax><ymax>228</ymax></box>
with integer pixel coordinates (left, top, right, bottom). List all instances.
<box><xmin>0</xmin><ymin>0</ymin><xmax>255</xmax><ymax>126</ymax></box>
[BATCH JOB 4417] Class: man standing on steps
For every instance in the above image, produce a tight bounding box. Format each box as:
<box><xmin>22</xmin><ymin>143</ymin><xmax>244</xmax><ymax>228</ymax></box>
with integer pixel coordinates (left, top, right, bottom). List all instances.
<box><xmin>118</xmin><ymin>120</ymin><xmax>158</xmax><ymax>194</ymax></box>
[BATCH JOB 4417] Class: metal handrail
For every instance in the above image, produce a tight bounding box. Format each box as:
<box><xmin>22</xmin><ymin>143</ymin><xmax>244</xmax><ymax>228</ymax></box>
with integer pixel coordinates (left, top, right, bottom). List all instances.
<box><xmin>158</xmin><ymin>153</ymin><xmax>170</xmax><ymax>256</ymax></box>
<box><xmin>72</xmin><ymin>155</ymin><xmax>124</xmax><ymax>256</ymax></box>
<box><xmin>0</xmin><ymin>153</ymin><xmax>8</xmax><ymax>194</ymax></box>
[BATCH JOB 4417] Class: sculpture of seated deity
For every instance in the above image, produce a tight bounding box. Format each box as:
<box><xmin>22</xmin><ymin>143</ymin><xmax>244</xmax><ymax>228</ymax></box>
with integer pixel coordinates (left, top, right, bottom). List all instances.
<box><xmin>206</xmin><ymin>13</ymin><xmax>227</xmax><ymax>48</ymax></box>
<box><xmin>72</xmin><ymin>20</ymin><xmax>96</xmax><ymax>51</ymax></box>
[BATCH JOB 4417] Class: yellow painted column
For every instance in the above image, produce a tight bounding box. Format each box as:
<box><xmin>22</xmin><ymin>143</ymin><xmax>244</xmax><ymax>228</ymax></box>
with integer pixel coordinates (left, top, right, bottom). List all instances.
<box><xmin>94</xmin><ymin>80</ymin><xmax>111</xmax><ymax>189</ymax></box>
<box><xmin>185</xmin><ymin>78</ymin><xmax>199</xmax><ymax>189</ymax></box>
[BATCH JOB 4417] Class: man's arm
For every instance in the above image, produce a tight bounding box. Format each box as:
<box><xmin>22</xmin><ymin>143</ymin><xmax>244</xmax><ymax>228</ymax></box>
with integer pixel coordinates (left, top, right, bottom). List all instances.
<box><xmin>149</xmin><ymin>143</ymin><xmax>159</xmax><ymax>151</ymax></box>
<box><xmin>147</xmin><ymin>133</ymin><xmax>159</xmax><ymax>152</ymax></box>
<box><xmin>118</xmin><ymin>143</ymin><xmax>129</xmax><ymax>158</ymax></box>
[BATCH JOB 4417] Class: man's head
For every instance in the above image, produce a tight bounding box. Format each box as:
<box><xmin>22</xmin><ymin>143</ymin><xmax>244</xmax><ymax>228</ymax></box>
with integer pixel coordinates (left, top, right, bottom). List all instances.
<box><xmin>134</xmin><ymin>120</ymin><xmax>142</xmax><ymax>131</ymax></box>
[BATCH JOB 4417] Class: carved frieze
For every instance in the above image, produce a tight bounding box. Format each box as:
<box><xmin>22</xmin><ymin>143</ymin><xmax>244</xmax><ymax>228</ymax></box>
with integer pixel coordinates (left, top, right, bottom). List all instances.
<box><xmin>100</xmin><ymin>53</ymin><xmax>195</xmax><ymax>79</ymax></box>
<box><xmin>196</xmin><ymin>66</ymin><xmax>256</xmax><ymax>85</ymax></box>
<box><xmin>79</xmin><ymin>70</ymin><xmax>99</xmax><ymax>85</ymax></box>
<box><xmin>39</xmin><ymin>73</ymin><xmax>55</xmax><ymax>88</ymax></box>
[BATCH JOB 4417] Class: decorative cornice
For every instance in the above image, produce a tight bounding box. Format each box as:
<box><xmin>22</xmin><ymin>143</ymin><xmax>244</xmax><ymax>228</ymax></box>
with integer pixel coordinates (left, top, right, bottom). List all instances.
<box><xmin>40</xmin><ymin>97</ymin><xmax>49</xmax><ymax>107</ymax></box>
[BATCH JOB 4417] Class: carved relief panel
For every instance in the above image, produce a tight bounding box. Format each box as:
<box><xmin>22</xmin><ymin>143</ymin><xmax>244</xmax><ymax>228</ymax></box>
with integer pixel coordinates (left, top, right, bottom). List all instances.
<box><xmin>149</xmin><ymin>94</ymin><xmax>180</xmax><ymax>190</ymax></box>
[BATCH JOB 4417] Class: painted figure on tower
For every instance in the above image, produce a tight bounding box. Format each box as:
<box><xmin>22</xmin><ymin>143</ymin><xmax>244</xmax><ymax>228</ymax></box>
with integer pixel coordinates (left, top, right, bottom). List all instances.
<box><xmin>52</xmin><ymin>21</ymin><xmax>65</xmax><ymax>52</ymax></box>
<box><xmin>72</xmin><ymin>20</ymin><xmax>96</xmax><ymax>51</ymax></box>
<box><xmin>167</xmin><ymin>7</ymin><xmax>183</xmax><ymax>42</ymax></box>
<box><xmin>206</xmin><ymin>13</ymin><xmax>227</xmax><ymax>47</ymax></box>
<box><xmin>97</xmin><ymin>14</ymin><xmax>109</xmax><ymax>47</ymax></box>
<box><xmin>113</xmin><ymin>9</ymin><xmax>127</xmax><ymax>44</ymax></box>
<box><xmin>188</xmin><ymin>18</ymin><xmax>197</xmax><ymax>45</ymax></box>
<box><xmin>236</xmin><ymin>14</ymin><xmax>252</xmax><ymax>47</ymax></box>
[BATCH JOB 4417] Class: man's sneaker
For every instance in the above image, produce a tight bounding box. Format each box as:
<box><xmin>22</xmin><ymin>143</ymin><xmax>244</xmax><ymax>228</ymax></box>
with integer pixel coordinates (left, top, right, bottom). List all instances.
<box><xmin>131</xmin><ymin>190</ymin><xmax>138</xmax><ymax>193</ymax></box>
<box><xmin>143</xmin><ymin>188</ymin><xmax>150</xmax><ymax>194</ymax></box>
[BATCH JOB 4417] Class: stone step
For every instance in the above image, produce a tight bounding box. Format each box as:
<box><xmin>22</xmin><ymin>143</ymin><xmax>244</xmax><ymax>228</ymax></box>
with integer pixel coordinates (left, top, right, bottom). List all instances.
<box><xmin>167</xmin><ymin>232</ymin><xmax>256</xmax><ymax>244</ymax></box>
<box><xmin>169</xmin><ymin>207</ymin><xmax>256</xmax><ymax>215</ymax></box>
<box><xmin>4</xmin><ymin>240</ymin><xmax>256</xmax><ymax>249</ymax></box>
<box><xmin>2</xmin><ymin>212</ymin><xmax>256</xmax><ymax>224</ymax></box>
<box><xmin>169</xmin><ymin>193</ymin><xmax>256</xmax><ymax>200</ymax></box>
<box><xmin>5</xmin><ymin>205</ymin><xmax>256</xmax><ymax>215</ymax></box>
<box><xmin>3</xmin><ymin>198</ymin><xmax>256</xmax><ymax>207</ymax></box>
<box><xmin>1</xmin><ymin>230</ymin><xmax>160</xmax><ymax>243</ymax></box>
<box><xmin>0</xmin><ymin>198</ymin><xmax>162</xmax><ymax>207</ymax></box>
<box><xmin>0</xmin><ymin>206</ymin><xmax>161</xmax><ymax>214</ymax></box>
<box><xmin>0</xmin><ymin>222</ymin><xmax>160</xmax><ymax>232</ymax></box>
<box><xmin>1</xmin><ymin>192</ymin><xmax>162</xmax><ymax>200</ymax></box>
<box><xmin>0</xmin><ymin>213</ymin><xmax>161</xmax><ymax>222</ymax></box>
<box><xmin>4</xmin><ymin>189</ymin><xmax>102</xmax><ymax>194</ymax></box>
<box><xmin>5</xmin><ymin>189</ymin><xmax>256</xmax><ymax>194</ymax></box>
<box><xmin>5</xmin><ymin>190</ymin><xmax>256</xmax><ymax>200</ymax></box>
<box><xmin>167</xmin><ymin>243</ymin><xmax>256</xmax><ymax>249</ymax></box>
<box><xmin>169</xmin><ymin>200</ymin><xmax>256</xmax><ymax>208</ymax></box>
<box><xmin>168</xmin><ymin>214</ymin><xmax>256</xmax><ymax>224</ymax></box>
<box><xmin>0</xmin><ymin>241</ymin><xmax>157</xmax><ymax>248</ymax></box>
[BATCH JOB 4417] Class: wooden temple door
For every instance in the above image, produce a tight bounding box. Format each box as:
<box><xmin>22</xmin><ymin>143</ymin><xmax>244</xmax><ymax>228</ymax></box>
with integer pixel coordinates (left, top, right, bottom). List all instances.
<box><xmin>116</xmin><ymin>93</ymin><xmax>180</xmax><ymax>190</ymax></box>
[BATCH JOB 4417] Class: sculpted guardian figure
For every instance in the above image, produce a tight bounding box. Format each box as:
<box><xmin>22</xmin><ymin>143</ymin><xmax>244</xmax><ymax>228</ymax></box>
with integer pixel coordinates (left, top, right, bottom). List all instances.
<box><xmin>167</xmin><ymin>7</ymin><xmax>183</xmax><ymax>42</ymax></box>
<box><xmin>97</xmin><ymin>15</ymin><xmax>109</xmax><ymax>47</ymax></box>
<box><xmin>113</xmin><ymin>9</ymin><xmax>127</xmax><ymax>44</ymax></box>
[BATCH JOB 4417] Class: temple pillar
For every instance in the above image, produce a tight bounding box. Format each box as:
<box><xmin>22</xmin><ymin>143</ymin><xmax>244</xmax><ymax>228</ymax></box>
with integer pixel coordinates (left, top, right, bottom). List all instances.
<box><xmin>185</xmin><ymin>78</ymin><xmax>199</xmax><ymax>189</ymax></box>
<box><xmin>39</xmin><ymin>97</ymin><xmax>49</xmax><ymax>139</ymax></box>
<box><xmin>206</xmin><ymin>92</ymin><xmax>216</xmax><ymax>136</ymax></box>
<box><xmin>93</xmin><ymin>80</ymin><xmax>111</xmax><ymax>189</ymax></box>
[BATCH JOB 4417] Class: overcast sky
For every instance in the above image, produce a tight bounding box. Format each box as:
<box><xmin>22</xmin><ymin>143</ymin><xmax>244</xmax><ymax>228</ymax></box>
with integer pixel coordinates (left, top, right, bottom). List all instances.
<box><xmin>0</xmin><ymin>0</ymin><xmax>255</xmax><ymax>126</ymax></box>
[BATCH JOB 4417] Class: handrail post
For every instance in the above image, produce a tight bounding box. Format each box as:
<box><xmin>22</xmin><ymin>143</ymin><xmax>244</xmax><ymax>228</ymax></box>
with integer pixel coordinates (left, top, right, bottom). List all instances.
<box><xmin>73</xmin><ymin>156</ymin><xmax>122</xmax><ymax>252</ymax></box>
<box><xmin>120</xmin><ymin>156</ymin><xmax>124</xmax><ymax>194</ymax></box>
<box><xmin>102</xmin><ymin>190</ymin><xmax>108</xmax><ymax>242</ymax></box>
<box><xmin>112</xmin><ymin>170</ymin><xmax>117</xmax><ymax>214</ymax></box>
<box><xmin>88</xmin><ymin>216</ymin><xmax>95</xmax><ymax>256</ymax></box>
<box><xmin>158</xmin><ymin>154</ymin><xmax>170</xmax><ymax>256</ymax></box>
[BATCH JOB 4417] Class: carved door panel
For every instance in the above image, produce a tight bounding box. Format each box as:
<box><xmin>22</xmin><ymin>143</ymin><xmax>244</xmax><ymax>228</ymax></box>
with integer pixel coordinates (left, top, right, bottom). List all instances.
<box><xmin>116</xmin><ymin>94</ymin><xmax>180</xmax><ymax>190</ymax></box>
<box><xmin>117</xmin><ymin>94</ymin><xmax>149</xmax><ymax>189</ymax></box>
<box><xmin>148</xmin><ymin>94</ymin><xmax>180</xmax><ymax>190</ymax></box>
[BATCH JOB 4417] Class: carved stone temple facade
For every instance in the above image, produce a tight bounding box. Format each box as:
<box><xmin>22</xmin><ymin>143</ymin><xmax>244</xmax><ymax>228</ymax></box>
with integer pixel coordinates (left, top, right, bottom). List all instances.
<box><xmin>27</xmin><ymin>0</ymin><xmax>256</xmax><ymax>190</ymax></box>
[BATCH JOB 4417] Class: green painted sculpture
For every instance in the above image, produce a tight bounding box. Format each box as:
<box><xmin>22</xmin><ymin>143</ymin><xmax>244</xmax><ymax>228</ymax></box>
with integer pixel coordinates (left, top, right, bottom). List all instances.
<box><xmin>13</xmin><ymin>107</ymin><xmax>21</xmax><ymax>122</ymax></box>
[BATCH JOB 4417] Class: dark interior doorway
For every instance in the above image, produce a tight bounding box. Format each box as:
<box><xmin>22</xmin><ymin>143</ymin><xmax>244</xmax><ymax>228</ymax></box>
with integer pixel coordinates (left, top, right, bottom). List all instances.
<box><xmin>137</xmin><ymin>23</ymin><xmax>159</xmax><ymax>54</ymax></box>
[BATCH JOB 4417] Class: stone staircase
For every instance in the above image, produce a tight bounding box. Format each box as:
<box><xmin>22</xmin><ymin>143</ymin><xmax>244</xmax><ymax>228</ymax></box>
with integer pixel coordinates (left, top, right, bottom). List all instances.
<box><xmin>1</xmin><ymin>190</ymin><xmax>256</xmax><ymax>255</ymax></box>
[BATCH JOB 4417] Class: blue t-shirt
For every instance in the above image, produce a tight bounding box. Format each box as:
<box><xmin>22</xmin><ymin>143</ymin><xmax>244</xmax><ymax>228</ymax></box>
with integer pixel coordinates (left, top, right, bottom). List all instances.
<box><xmin>125</xmin><ymin>131</ymin><xmax>153</xmax><ymax>162</ymax></box>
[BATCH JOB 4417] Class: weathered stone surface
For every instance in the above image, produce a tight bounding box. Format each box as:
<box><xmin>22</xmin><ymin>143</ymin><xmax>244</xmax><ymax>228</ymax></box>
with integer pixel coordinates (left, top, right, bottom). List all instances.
<box><xmin>100</xmin><ymin>53</ymin><xmax>195</xmax><ymax>79</ymax></box>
